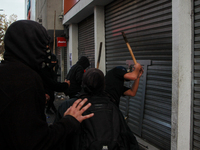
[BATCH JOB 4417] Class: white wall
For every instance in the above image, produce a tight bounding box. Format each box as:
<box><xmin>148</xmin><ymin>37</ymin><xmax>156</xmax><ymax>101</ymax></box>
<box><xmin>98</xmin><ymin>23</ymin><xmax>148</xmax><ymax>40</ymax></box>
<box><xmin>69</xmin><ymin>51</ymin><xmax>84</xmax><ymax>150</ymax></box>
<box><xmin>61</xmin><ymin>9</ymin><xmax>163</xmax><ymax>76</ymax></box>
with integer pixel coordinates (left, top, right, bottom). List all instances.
<box><xmin>68</xmin><ymin>24</ymin><xmax>78</xmax><ymax>65</ymax></box>
<box><xmin>30</xmin><ymin>0</ymin><xmax>36</xmax><ymax>20</ymax></box>
<box><xmin>171</xmin><ymin>0</ymin><xmax>192</xmax><ymax>149</ymax></box>
<box><xmin>35</xmin><ymin>0</ymin><xmax>63</xmax><ymax>30</ymax></box>
<box><xmin>47</xmin><ymin>0</ymin><xmax>63</xmax><ymax>30</ymax></box>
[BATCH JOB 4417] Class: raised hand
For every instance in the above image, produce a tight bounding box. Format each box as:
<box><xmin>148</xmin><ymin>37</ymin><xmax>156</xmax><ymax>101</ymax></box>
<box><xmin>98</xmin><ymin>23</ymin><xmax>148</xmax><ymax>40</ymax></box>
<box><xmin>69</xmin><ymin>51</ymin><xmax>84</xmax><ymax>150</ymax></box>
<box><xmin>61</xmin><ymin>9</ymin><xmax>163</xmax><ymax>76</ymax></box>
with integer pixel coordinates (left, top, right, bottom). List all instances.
<box><xmin>64</xmin><ymin>98</ymin><xmax>94</xmax><ymax>123</ymax></box>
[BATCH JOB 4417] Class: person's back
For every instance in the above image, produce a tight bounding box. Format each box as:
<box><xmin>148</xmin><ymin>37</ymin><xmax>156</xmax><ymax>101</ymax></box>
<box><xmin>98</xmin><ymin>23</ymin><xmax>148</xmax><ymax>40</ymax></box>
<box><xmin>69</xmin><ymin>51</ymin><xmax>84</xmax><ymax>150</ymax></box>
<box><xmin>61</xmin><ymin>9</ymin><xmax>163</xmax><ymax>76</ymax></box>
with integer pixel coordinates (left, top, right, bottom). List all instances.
<box><xmin>105</xmin><ymin>65</ymin><xmax>143</xmax><ymax>107</ymax></box>
<box><xmin>105</xmin><ymin>67</ymin><xmax>129</xmax><ymax>106</ymax></box>
<box><xmin>74</xmin><ymin>96</ymin><xmax>139</xmax><ymax>150</ymax></box>
<box><xmin>62</xmin><ymin>68</ymin><xmax>140</xmax><ymax>150</ymax></box>
<box><xmin>0</xmin><ymin>57</ymin><xmax>45</xmax><ymax>149</ymax></box>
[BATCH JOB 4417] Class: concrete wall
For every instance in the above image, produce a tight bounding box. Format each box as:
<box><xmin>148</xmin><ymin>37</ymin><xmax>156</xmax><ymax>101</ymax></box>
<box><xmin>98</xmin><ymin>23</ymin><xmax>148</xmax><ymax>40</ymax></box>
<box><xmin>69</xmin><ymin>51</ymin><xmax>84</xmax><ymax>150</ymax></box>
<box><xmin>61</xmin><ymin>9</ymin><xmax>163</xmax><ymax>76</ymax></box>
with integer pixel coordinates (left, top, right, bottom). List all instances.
<box><xmin>35</xmin><ymin>0</ymin><xmax>63</xmax><ymax>30</ymax></box>
<box><xmin>36</xmin><ymin>0</ymin><xmax>47</xmax><ymax>27</ymax></box>
<box><xmin>30</xmin><ymin>0</ymin><xmax>36</xmax><ymax>20</ymax></box>
<box><xmin>171</xmin><ymin>0</ymin><xmax>192</xmax><ymax>149</ymax></box>
<box><xmin>68</xmin><ymin>24</ymin><xmax>78</xmax><ymax>66</ymax></box>
<box><xmin>47</xmin><ymin>0</ymin><xmax>63</xmax><ymax>30</ymax></box>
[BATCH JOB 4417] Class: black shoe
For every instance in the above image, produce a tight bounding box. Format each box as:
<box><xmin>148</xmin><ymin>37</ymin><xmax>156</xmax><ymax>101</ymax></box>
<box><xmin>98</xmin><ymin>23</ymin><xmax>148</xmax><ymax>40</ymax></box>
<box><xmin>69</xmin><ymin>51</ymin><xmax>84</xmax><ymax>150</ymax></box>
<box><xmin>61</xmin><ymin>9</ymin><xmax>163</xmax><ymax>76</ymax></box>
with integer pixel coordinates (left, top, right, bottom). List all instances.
<box><xmin>46</xmin><ymin>109</ymin><xmax>54</xmax><ymax>114</ymax></box>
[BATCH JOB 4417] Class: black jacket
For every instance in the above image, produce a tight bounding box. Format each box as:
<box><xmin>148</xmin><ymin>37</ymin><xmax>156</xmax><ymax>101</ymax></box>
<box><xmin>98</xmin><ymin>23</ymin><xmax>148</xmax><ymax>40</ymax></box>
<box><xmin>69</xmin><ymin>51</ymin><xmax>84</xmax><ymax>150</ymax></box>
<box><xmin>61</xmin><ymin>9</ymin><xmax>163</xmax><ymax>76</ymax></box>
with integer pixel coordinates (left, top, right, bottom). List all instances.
<box><xmin>0</xmin><ymin>20</ymin><xmax>79</xmax><ymax>150</ymax></box>
<box><xmin>65</xmin><ymin>56</ymin><xmax>90</xmax><ymax>98</ymax></box>
<box><xmin>55</xmin><ymin>94</ymin><xmax>140</xmax><ymax>150</ymax></box>
<box><xmin>40</xmin><ymin>66</ymin><xmax>69</xmax><ymax>93</ymax></box>
<box><xmin>105</xmin><ymin>67</ymin><xmax>129</xmax><ymax>107</ymax></box>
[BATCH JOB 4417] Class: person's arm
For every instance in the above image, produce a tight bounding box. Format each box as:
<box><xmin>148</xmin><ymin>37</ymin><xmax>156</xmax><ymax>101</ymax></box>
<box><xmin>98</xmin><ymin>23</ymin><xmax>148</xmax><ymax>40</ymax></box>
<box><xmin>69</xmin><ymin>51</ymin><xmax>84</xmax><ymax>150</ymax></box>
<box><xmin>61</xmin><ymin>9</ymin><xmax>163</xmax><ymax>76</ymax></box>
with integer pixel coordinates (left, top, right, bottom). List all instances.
<box><xmin>124</xmin><ymin>77</ymin><xmax>140</xmax><ymax>96</ymax></box>
<box><xmin>47</xmin><ymin>78</ymin><xmax>69</xmax><ymax>92</ymax></box>
<box><xmin>13</xmin><ymin>90</ymin><xmax>93</xmax><ymax>150</ymax></box>
<box><xmin>124</xmin><ymin>63</ymin><xmax>143</xmax><ymax>81</ymax></box>
<box><xmin>40</xmin><ymin>68</ymin><xmax>70</xmax><ymax>92</ymax></box>
<box><xmin>123</xmin><ymin>63</ymin><xmax>143</xmax><ymax>97</ymax></box>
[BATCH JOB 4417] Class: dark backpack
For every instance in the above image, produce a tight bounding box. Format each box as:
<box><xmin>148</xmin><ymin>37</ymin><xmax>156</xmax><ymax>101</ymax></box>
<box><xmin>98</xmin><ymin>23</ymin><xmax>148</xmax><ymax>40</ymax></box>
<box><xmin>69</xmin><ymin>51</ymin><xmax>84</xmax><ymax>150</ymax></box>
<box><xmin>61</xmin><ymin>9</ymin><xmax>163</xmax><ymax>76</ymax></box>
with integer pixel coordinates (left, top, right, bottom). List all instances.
<box><xmin>71</xmin><ymin>96</ymin><xmax>140</xmax><ymax>150</ymax></box>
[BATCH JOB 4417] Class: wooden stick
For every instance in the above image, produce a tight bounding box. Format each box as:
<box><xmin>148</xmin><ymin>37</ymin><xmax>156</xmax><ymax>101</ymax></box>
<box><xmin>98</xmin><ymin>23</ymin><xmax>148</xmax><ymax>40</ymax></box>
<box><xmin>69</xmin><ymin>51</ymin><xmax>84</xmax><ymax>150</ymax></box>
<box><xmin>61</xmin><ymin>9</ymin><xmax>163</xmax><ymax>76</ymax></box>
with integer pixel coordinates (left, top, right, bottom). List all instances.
<box><xmin>121</xmin><ymin>32</ymin><xmax>137</xmax><ymax>64</ymax></box>
<box><xmin>97</xmin><ymin>42</ymin><xmax>102</xmax><ymax>69</ymax></box>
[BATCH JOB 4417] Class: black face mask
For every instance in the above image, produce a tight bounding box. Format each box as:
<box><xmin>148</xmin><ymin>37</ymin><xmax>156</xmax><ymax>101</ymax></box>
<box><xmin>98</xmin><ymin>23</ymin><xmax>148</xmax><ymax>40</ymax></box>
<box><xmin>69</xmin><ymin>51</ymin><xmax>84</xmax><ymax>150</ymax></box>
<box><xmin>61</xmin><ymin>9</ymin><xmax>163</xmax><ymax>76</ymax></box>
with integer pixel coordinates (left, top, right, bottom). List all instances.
<box><xmin>41</xmin><ymin>48</ymin><xmax>51</xmax><ymax>69</ymax></box>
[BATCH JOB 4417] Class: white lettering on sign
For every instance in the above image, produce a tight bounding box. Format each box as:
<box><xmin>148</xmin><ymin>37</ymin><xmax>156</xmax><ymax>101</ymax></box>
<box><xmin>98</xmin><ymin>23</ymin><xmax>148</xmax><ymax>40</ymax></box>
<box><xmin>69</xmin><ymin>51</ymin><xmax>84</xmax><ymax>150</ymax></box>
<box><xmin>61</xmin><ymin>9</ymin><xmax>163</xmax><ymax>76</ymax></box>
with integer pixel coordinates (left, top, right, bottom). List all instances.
<box><xmin>58</xmin><ymin>41</ymin><xmax>66</xmax><ymax>43</ymax></box>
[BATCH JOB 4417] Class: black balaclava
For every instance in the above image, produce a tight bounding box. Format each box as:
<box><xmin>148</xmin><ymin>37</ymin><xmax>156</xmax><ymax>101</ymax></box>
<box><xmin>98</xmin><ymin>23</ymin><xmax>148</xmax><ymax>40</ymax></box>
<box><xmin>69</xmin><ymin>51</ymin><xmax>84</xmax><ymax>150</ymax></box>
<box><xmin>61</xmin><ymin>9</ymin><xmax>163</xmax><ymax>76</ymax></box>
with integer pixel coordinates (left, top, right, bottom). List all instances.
<box><xmin>116</xmin><ymin>66</ymin><xmax>127</xmax><ymax>73</ymax></box>
<box><xmin>77</xmin><ymin>56</ymin><xmax>90</xmax><ymax>69</ymax></box>
<box><xmin>3</xmin><ymin>20</ymin><xmax>51</xmax><ymax>71</ymax></box>
<box><xmin>49</xmin><ymin>53</ymin><xmax>58</xmax><ymax>69</ymax></box>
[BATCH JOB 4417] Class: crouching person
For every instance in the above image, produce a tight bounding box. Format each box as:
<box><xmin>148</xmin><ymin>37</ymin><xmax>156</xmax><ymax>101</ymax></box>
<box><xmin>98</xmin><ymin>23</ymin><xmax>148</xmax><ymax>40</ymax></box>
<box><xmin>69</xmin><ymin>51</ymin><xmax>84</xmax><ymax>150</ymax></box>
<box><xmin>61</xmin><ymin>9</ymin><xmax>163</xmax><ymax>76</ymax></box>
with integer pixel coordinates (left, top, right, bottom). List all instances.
<box><xmin>56</xmin><ymin>68</ymin><xmax>140</xmax><ymax>150</ymax></box>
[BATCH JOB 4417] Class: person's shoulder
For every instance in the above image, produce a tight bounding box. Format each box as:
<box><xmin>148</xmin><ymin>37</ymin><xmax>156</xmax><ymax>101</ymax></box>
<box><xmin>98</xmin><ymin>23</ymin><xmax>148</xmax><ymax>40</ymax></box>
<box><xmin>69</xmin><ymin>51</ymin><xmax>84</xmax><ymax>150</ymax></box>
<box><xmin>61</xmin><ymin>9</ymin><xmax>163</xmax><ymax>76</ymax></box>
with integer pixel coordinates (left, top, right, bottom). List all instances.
<box><xmin>71</xmin><ymin>63</ymin><xmax>83</xmax><ymax>70</ymax></box>
<box><xmin>88</xmin><ymin>95</ymin><xmax>111</xmax><ymax>103</ymax></box>
<box><xmin>76</xmin><ymin>64</ymin><xmax>85</xmax><ymax>72</ymax></box>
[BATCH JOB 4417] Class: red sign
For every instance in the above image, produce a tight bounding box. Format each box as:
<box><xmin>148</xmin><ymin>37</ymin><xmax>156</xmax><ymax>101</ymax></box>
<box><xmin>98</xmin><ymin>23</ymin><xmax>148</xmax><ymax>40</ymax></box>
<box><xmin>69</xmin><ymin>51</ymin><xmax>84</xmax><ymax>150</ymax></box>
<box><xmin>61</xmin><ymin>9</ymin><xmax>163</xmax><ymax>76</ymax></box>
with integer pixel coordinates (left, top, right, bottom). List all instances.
<box><xmin>64</xmin><ymin>0</ymin><xmax>80</xmax><ymax>14</ymax></box>
<box><xmin>57</xmin><ymin>37</ymin><xmax>67</xmax><ymax>47</ymax></box>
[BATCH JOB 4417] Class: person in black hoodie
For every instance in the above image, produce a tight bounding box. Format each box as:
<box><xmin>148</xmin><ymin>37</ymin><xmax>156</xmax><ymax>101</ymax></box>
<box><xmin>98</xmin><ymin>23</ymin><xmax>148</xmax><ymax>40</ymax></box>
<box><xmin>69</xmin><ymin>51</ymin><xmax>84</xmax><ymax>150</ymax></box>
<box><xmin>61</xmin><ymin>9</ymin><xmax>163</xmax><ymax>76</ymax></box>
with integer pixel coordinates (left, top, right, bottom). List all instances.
<box><xmin>0</xmin><ymin>20</ymin><xmax>94</xmax><ymax>150</ymax></box>
<box><xmin>40</xmin><ymin>53</ymin><xmax>69</xmax><ymax>114</ymax></box>
<box><xmin>64</xmin><ymin>56</ymin><xmax>90</xmax><ymax>98</ymax></box>
<box><xmin>55</xmin><ymin>56</ymin><xmax>90</xmax><ymax>122</ymax></box>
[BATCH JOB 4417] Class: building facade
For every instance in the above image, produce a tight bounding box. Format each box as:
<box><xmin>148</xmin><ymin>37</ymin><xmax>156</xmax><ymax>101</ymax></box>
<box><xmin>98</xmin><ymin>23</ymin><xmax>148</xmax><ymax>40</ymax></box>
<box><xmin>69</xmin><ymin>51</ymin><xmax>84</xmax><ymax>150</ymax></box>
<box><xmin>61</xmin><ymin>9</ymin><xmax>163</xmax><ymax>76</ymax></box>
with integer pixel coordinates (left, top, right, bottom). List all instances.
<box><xmin>27</xmin><ymin>0</ymin><xmax>200</xmax><ymax>149</ymax></box>
<box><xmin>26</xmin><ymin>0</ymin><xmax>67</xmax><ymax>82</ymax></box>
<box><xmin>63</xmin><ymin>0</ymin><xmax>197</xmax><ymax>150</ymax></box>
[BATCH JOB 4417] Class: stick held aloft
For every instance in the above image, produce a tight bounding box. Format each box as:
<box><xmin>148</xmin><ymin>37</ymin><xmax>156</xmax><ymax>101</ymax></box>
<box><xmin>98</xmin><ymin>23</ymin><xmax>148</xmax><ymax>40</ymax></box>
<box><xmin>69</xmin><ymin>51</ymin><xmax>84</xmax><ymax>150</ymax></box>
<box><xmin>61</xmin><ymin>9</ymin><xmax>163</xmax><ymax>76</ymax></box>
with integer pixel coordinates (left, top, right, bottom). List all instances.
<box><xmin>121</xmin><ymin>32</ymin><xmax>137</xmax><ymax>64</ymax></box>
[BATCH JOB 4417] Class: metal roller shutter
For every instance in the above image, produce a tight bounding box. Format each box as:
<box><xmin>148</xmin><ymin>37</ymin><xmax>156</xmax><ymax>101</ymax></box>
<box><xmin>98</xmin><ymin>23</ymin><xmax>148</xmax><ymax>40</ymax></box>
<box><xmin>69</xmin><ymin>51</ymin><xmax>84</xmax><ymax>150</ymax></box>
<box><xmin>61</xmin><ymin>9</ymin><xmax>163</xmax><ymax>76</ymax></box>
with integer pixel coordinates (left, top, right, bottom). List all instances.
<box><xmin>193</xmin><ymin>0</ymin><xmax>200</xmax><ymax>149</ymax></box>
<box><xmin>78</xmin><ymin>15</ymin><xmax>95</xmax><ymax>68</ymax></box>
<box><xmin>105</xmin><ymin>0</ymin><xmax>172</xmax><ymax>149</ymax></box>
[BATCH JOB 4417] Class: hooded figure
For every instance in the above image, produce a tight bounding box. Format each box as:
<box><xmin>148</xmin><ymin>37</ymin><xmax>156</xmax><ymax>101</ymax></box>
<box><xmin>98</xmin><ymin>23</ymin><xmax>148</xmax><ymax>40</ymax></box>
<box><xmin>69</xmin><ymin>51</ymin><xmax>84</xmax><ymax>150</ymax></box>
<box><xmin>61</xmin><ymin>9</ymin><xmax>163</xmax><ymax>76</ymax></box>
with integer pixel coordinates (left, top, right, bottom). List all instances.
<box><xmin>64</xmin><ymin>56</ymin><xmax>90</xmax><ymax>98</ymax></box>
<box><xmin>0</xmin><ymin>20</ymin><xmax>93</xmax><ymax>150</ymax></box>
<box><xmin>3</xmin><ymin>20</ymin><xmax>50</xmax><ymax>71</ymax></box>
<box><xmin>40</xmin><ymin>53</ymin><xmax>69</xmax><ymax>114</ymax></box>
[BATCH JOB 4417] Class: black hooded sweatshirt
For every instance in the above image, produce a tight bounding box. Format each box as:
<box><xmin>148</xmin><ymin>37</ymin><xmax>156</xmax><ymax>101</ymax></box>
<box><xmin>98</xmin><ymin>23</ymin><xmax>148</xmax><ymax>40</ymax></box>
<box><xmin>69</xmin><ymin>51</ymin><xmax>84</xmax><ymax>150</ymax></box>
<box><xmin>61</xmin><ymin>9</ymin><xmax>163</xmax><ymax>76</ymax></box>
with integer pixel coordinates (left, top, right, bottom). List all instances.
<box><xmin>64</xmin><ymin>56</ymin><xmax>90</xmax><ymax>98</ymax></box>
<box><xmin>0</xmin><ymin>20</ymin><xmax>79</xmax><ymax>150</ymax></box>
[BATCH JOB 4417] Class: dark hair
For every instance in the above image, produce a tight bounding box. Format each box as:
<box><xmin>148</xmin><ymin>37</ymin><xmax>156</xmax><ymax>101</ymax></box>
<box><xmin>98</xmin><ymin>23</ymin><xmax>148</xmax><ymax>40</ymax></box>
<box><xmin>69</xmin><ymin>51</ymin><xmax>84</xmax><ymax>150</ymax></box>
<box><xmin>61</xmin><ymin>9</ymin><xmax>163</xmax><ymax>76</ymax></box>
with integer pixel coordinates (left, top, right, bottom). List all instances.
<box><xmin>82</xmin><ymin>68</ymin><xmax>105</xmax><ymax>95</ymax></box>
